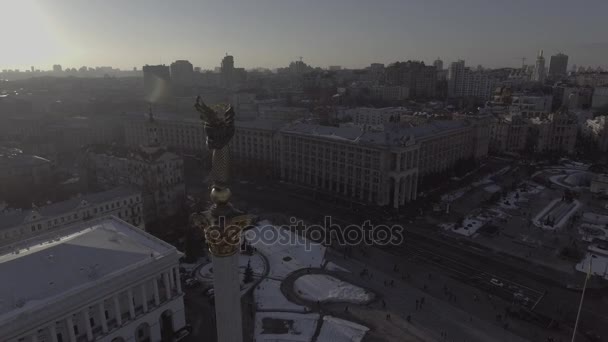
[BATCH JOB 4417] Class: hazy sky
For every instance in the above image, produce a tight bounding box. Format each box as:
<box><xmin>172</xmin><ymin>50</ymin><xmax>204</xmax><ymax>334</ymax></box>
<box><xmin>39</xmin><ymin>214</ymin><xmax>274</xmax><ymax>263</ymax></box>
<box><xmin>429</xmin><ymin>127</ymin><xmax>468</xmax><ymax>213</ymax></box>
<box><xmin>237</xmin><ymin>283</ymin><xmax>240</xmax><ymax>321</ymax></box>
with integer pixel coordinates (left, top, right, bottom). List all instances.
<box><xmin>2</xmin><ymin>0</ymin><xmax>607</xmax><ymax>71</ymax></box>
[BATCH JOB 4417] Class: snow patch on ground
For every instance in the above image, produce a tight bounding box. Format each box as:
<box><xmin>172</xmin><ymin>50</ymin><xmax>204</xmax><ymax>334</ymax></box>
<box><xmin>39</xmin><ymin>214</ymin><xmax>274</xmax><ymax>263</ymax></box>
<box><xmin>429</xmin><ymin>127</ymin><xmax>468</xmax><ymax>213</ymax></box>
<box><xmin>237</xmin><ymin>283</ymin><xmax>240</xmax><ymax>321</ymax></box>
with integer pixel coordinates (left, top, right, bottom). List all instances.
<box><xmin>254</xmin><ymin>278</ymin><xmax>308</xmax><ymax>312</ymax></box>
<box><xmin>325</xmin><ymin>262</ymin><xmax>351</xmax><ymax>273</ymax></box>
<box><xmin>483</xmin><ymin>184</ymin><xmax>501</xmax><ymax>193</ymax></box>
<box><xmin>254</xmin><ymin>312</ymin><xmax>319</xmax><ymax>342</ymax></box>
<box><xmin>246</xmin><ymin>221</ymin><xmax>326</xmax><ymax>279</ymax></box>
<box><xmin>317</xmin><ymin>316</ymin><xmax>369</xmax><ymax>342</ymax></box>
<box><xmin>293</xmin><ymin>274</ymin><xmax>374</xmax><ymax>304</ymax></box>
<box><xmin>576</xmin><ymin>252</ymin><xmax>608</xmax><ymax>281</ymax></box>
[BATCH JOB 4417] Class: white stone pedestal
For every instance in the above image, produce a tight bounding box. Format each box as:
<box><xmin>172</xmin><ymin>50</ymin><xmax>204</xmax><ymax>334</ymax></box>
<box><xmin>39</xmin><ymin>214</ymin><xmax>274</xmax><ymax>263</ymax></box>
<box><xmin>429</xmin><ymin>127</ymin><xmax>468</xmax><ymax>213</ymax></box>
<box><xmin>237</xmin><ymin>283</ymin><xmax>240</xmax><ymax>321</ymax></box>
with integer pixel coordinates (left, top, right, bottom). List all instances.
<box><xmin>212</xmin><ymin>252</ymin><xmax>243</xmax><ymax>342</ymax></box>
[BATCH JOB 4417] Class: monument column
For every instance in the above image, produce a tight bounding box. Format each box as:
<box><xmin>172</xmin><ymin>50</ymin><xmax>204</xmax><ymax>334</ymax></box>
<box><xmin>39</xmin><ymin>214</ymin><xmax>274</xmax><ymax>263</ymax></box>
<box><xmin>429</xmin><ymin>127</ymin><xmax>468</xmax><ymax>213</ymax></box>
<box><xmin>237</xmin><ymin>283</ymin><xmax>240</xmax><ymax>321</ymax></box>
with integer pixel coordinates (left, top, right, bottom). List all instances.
<box><xmin>192</xmin><ymin>97</ymin><xmax>253</xmax><ymax>342</ymax></box>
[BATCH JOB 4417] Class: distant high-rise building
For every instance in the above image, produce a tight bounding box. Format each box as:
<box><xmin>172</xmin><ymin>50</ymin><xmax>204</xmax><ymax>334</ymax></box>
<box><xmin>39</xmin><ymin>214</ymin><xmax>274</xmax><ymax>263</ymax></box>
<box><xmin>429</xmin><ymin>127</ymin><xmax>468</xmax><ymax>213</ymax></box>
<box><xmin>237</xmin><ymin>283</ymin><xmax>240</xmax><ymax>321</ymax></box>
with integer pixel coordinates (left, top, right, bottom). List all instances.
<box><xmin>52</xmin><ymin>64</ymin><xmax>62</xmax><ymax>72</ymax></box>
<box><xmin>433</xmin><ymin>58</ymin><xmax>443</xmax><ymax>71</ymax></box>
<box><xmin>532</xmin><ymin>50</ymin><xmax>546</xmax><ymax>83</ymax></box>
<box><xmin>221</xmin><ymin>54</ymin><xmax>235</xmax><ymax>88</ymax></box>
<box><xmin>170</xmin><ymin>60</ymin><xmax>194</xmax><ymax>86</ymax></box>
<box><xmin>447</xmin><ymin>60</ymin><xmax>496</xmax><ymax>100</ymax></box>
<box><xmin>385</xmin><ymin>61</ymin><xmax>437</xmax><ymax>98</ymax></box>
<box><xmin>548</xmin><ymin>53</ymin><xmax>568</xmax><ymax>78</ymax></box>
<box><xmin>447</xmin><ymin>60</ymin><xmax>465</xmax><ymax>97</ymax></box>
<box><xmin>142</xmin><ymin>64</ymin><xmax>171</xmax><ymax>101</ymax></box>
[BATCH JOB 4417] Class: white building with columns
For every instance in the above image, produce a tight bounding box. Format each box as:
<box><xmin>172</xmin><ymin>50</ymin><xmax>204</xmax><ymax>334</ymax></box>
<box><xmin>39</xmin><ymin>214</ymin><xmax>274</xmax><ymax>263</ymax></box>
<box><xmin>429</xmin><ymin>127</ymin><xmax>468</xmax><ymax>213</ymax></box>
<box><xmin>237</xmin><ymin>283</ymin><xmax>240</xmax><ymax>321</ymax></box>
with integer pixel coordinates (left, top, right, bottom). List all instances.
<box><xmin>0</xmin><ymin>216</ymin><xmax>186</xmax><ymax>342</ymax></box>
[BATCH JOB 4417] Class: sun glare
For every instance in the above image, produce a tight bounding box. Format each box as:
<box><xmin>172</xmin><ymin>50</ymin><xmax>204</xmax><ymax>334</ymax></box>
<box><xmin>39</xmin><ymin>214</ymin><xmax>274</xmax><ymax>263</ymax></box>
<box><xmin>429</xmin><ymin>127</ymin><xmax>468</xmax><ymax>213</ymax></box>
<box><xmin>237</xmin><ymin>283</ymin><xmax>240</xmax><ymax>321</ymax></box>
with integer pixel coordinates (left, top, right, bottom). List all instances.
<box><xmin>0</xmin><ymin>0</ymin><xmax>68</xmax><ymax>70</ymax></box>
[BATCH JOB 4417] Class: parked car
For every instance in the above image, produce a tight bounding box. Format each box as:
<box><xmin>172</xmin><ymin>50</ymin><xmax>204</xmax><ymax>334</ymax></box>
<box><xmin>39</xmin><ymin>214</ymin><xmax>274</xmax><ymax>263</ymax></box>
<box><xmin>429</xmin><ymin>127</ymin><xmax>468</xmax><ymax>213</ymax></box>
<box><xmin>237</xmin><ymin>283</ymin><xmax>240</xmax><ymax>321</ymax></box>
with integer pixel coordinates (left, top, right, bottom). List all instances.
<box><xmin>490</xmin><ymin>278</ymin><xmax>504</xmax><ymax>287</ymax></box>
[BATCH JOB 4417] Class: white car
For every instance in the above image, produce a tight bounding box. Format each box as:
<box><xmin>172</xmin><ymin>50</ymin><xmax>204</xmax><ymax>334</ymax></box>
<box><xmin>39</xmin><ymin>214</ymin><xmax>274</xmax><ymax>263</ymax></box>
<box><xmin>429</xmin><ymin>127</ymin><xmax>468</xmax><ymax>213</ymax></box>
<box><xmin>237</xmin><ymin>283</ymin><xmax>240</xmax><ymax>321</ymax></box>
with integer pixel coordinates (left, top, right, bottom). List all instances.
<box><xmin>490</xmin><ymin>278</ymin><xmax>504</xmax><ymax>287</ymax></box>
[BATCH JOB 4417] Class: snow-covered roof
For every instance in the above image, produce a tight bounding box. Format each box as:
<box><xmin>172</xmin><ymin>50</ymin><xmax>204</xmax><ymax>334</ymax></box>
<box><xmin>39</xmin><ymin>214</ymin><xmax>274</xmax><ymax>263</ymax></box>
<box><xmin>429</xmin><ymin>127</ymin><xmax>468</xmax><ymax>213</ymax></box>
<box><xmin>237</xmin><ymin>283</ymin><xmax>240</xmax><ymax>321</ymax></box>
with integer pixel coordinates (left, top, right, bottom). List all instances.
<box><xmin>0</xmin><ymin>217</ymin><xmax>175</xmax><ymax>319</ymax></box>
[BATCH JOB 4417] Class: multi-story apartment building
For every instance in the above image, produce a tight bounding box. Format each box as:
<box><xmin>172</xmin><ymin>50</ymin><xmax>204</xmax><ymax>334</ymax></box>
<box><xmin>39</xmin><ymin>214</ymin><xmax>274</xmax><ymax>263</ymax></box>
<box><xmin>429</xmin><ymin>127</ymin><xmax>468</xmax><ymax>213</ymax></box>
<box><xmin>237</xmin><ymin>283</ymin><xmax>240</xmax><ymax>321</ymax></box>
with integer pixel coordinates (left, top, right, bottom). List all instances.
<box><xmin>489</xmin><ymin>111</ymin><xmax>577</xmax><ymax>155</ymax></box>
<box><xmin>385</xmin><ymin>61</ymin><xmax>436</xmax><ymax>98</ymax></box>
<box><xmin>531</xmin><ymin>111</ymin><xmax>577</xmax><ymax>154</ymax></box>
<box><xmin>414</xmin><ymin>120</ymin><xmax>487</xmax><ymax>176</ymax></box>
<box><xmin>341</xmin><ymin>107</ymin><xmax>408</xmax><ymax>125</ymax></box>
<box><xmin>509</xmin><ymin>93</ymin><xmax>553</xmax><ymax>117</ymax></box>
<box><xmin>532</xmin><ymin>50</ymin><xmax>546</xmax><ymax>83</ymax></box>
<box><xmin>278</xmin><ymin>123</ymin><xmax>419</xmax><ymax>209</ymax></box>
<box><xmin>448</xmin><ymin>60</ymin><xmax>497</xmax><ymax>100</ymax></box>
<box><xmin>0</xmin><ymin>187</ymin><xmax>143</xmax><ymax>246</ymax></box>
<box><xmin>549</xmin><ymin>53</ymin><xmax>569</xmax><ymax>79</ymax></box>
<box><xmin>258</xmin><ymin>106</ymin><xmax>310</xmax><ymax>122</ymax></box>
<box><xmin>0</xmin><ymin>216</ymin><xmax>186</xmax><ymax>342</ymax></box>
<box><xmin>370</xmin><ymin>86</ymin><xmax>410</xmax><ymax>101</ymax></box>
<box><xmin>85</xmin><ymin>144</ymin><xmax>185</xmax><ymax>223</ymax></box>
<box><xmin>592</xmin><ymin>87</ymin><xmax>608</xmax><ymax>110</ymax></box>
<box><xmin>489</xmin><ymin>115</ymin><xmax>529</xmax><ymax>153</ymax></box>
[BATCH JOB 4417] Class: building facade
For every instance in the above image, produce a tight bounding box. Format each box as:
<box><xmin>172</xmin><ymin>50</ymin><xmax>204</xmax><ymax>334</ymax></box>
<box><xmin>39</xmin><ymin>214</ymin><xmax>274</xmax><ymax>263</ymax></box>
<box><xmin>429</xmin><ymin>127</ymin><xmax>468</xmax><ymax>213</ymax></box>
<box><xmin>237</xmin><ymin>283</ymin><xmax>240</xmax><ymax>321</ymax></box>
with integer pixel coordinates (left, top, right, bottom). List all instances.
<box><xmin>231</xmin><ymin>119</ymin><xmax>285</xmax><ymax>177</ymax></box>
<box><xmin>0</xmin><ymin>187</ymin><xmax>144</xmax><ymax>246</ymax></box>
<box><xmin>342</xmin><ymin>107</ymin><xmax>407</xmax><ymax>125</ymax></box>
<box><xmin>124</xmin><ymin>112</ymin><xmax>206</xmax><ymax>155</ymax></box>
<box><xmin>278</xmin><ymin>123</ymin><xmax>419</xmax><ymax>209</ymax></box>
<box><xmin>532</xmin><ymin>50</ymin><xmax>546</xmax><ymax>83</ymax></box>
<box><xmin>549</xmin><ymin>53</ymin><xmax>568</xmax><ymax>79</ymax></box>
<box><xmin>583</xmin><ymin>115</ymin><xmax>608</xmax><ymax>152</ymax></box>
<box><xmin>447</xmin><ymin>60</ymin><xmax>496</xmax><ymax>100</ymax></box>
<box><xmin>277</xmin><ymin>119</ymin><xmax>488</xmax><ymax>208</ymax></box>
<box><xmin>85</xmin><ymin>145</ymin><xmax>185</xmax><ymax>223</ymax></box>
<box><xmin>0</xmin><ymin>217</ymin><xmax>186</xmax><ymax>342</ymax></box>
<box><xmin>385</xmin><ymin>61</ymin><xmax>436</xmax><ymax>98</ymax></box>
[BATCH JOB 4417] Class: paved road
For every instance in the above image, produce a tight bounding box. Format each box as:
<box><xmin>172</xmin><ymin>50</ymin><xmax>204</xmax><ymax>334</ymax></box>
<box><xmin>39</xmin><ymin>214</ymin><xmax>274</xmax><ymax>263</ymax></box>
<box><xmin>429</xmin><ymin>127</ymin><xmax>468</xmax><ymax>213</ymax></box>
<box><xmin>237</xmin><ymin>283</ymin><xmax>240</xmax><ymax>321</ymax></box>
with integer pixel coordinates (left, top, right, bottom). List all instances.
<box><xmin>230</xmin><ymin>178</ymin><xmax>607</xmax><ymax>340</ymax></box>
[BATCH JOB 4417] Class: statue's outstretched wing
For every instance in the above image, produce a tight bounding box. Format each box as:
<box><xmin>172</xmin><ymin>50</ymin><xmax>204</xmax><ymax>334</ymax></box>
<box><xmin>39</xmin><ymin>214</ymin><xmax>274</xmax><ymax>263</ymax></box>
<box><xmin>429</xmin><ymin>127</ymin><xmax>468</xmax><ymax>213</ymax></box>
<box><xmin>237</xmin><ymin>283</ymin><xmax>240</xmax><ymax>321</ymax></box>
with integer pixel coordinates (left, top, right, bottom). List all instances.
<box><xmin>224</xmin><ymin>106</ymin><xmax>235</xmax><ymax>126</ymax></box>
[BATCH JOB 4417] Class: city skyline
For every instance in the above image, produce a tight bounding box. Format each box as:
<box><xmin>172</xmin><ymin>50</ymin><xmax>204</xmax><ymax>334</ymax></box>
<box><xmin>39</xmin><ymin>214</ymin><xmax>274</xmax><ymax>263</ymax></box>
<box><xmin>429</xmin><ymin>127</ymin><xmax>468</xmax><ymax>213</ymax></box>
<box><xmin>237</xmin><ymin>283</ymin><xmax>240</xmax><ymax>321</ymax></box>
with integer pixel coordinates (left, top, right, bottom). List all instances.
<box><xmin>2</xmin><ymin>0</ymin><xmax>608</xmax><ymax>71</ymax></box>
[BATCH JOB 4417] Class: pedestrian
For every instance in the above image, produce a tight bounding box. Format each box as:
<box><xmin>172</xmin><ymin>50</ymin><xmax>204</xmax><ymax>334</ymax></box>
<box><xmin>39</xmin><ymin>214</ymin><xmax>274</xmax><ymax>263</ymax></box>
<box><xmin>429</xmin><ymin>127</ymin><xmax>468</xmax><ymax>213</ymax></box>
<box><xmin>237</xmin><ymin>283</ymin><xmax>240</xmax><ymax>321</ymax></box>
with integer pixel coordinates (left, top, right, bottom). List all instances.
<box><xmin>383</xmin><ymin>280</ymin><xmax>387</xmax><ymax>286</ymax></box>
<box><xmin>344</xmin><ymin>305</ymin><xmax>349</xmax><ymax>313</ymax></box>
<box><xmin>390</xmin><ymin>280</ymin><xmax>394</xmax><ymax>287</ymax></box>
<box><xmin>382</xmin><ymin>299</ymin><xmax>386</xmax><ymax>308</ymax></box>
<box><xmin>406</xmin><ymin>315</ymin><xmax>411</xmax><ymax>323</ymax></box>
<box><xmin>386</xmin><ymin>313</ymin><xmax>391</xmax><ymax>320</ymax></box>
<box><xmin>421</xmin><ymin>296</ymin><xmax>425</xmax><ymax>305</ymax></box>
<box><xmin>415</xmin><ymin>299</ymin><xmax>419</xmax><ymax>310</ymax></box>
<box><xmin>423</xmin><ymin>284</ymin><xmax>427</xmax><ymax>291</ymax></box>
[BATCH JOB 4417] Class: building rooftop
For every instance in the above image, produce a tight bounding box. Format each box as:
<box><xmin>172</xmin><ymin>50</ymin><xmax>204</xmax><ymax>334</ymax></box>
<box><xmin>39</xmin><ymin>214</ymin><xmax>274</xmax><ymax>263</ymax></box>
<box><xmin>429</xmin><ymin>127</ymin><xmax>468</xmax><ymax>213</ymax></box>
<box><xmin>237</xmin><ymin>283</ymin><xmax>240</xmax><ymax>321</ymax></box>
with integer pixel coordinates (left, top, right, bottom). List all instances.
<box><xmin>235</xmin><ymin>119</ymin><xmax>287</xmax><ymax>131</ymax></box>
<box><xmin>86</xmin><ymin>143</ymin><xmax>180</xmax><ymax>163</ymax></box>
<box><xmin>282</xmin><ymin>120</ymin><xmax>470</xmax><ymax>148</ymax></box>
<box><xmin>0</xmin><ymin>148</ymin><xmax>50</xmax><ymax>169</ymax></box>
<box><xmin>0</xmin><ymin>217</ymin><xmax>175</xmax><ymax>321</ymax></box>
<box><xmin>0</xmin><ymin>187</ymin><xmax>140</xmax><ymax>231</ymax></box>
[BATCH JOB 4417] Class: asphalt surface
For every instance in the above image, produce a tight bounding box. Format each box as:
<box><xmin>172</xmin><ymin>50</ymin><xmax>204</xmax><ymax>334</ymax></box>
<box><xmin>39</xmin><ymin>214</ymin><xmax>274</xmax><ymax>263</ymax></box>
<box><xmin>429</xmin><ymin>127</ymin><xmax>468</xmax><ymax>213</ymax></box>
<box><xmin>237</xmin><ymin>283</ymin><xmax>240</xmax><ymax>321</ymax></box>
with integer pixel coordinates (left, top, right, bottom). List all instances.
<box><xmin>229</xmin><ymin>177</ymin><xmax>608</xmax><ymax>341</ymax></box>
